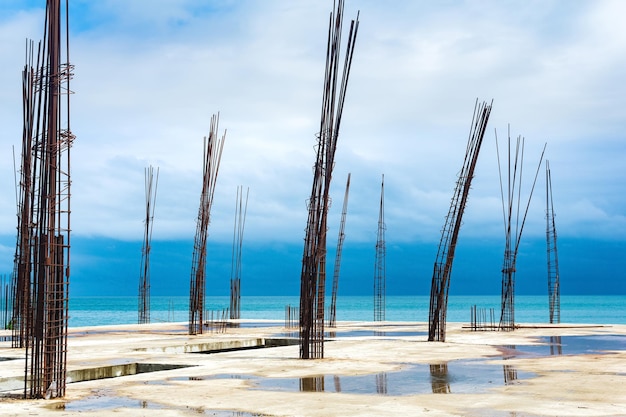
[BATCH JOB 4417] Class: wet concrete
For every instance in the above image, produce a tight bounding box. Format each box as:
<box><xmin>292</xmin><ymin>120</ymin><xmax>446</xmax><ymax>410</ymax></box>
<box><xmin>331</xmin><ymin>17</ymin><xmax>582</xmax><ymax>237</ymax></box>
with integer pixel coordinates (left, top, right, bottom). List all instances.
<box><xmin>1</xmin><ymin>321</ymin><xmax>625</xmax><ymax>416</ymax></box>
<box><xmin>330</xmin><ymin>330</ymin><xmax>427</xmax><ymax>337</ymax></box>
<box><xmin>52</xmin><ymin>388</ymin><xmax>273</xmax><ymax>416</ymax></box>
<box><xmin>498</xmin><ymin>334</ymin><xmax>626</xmax><ymax>358</ymax></box>
<box><xmin>173</xmin><ymin>360</ymin><xmax>534</xmax><ymax>396</ymax></box>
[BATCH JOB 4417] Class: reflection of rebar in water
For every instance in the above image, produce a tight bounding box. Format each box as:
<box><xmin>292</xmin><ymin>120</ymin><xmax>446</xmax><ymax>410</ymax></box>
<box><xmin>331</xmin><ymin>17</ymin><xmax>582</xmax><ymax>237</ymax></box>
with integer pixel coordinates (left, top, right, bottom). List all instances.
<box><xmin>333</xmin><ymin>375</ymin><xmax>341</xmax><ymax>393</ymax></box>
<box><xmin>503</xmin><ymin>364</ymin><xmax>518</xmax><ymax>385</ymax></box>
<box><xmin>375</xmin><ymin>372</ymin><xmax>388</xmax><ymax>394</ymax></box>
<box><xmin>501</xmin><ymin>346</ymin><xmax>518</xmax><ymax>385</ymax></box>
<box><xmin>300</xmin><ymin>376</ymin><xmax>324</xmax><ymax>392</ymax></box>
<box><xmin>549</xmin><ymin>336</ymin><xmax>562</xmax><ymax>356</ymax></box>
<box><xmin>429</xmin><ymin>364</ymin><xmax>451</xmax><ymax>394</ymax></box>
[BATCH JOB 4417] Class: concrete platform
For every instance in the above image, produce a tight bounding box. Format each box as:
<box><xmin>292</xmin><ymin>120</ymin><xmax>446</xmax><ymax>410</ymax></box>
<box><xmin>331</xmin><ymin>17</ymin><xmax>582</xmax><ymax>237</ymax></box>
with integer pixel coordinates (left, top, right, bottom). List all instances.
<box><xmin>1</xmin><ymin>321</ymin><xmax>625</xmax><ymax>416</ymax></box>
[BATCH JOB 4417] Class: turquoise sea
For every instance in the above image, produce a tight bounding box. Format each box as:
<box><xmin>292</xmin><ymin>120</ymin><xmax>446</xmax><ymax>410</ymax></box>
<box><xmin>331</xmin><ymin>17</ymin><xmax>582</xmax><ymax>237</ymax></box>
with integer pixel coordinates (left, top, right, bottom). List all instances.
<box><xmin>67</xmin><ymin>295</ymin><xmax>626</xmax><ymax>328</ymax></box>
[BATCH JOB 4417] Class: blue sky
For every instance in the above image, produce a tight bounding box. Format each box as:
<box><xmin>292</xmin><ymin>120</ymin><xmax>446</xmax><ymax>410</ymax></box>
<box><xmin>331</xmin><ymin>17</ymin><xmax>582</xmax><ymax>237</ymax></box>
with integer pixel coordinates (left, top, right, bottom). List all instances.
<box><xmin>0</xmin><ymin>1</ymin><xmax>625</xmax><ymax>297</ymax></box>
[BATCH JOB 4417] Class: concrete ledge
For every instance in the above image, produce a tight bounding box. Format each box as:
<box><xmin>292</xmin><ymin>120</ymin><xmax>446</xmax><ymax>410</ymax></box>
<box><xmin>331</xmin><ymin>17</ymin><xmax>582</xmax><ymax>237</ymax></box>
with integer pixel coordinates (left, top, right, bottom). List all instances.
<box><xmin>134</xmin><ymin>338</ymin><xmax>266</xmax><ymax>354</ymax></box>
<box><xmin>264</xmin><ymin>338</ymin><xmax>300</xmax><ymax>347</ymax></box>
<box><xmin>66</xmin><ymin>363</ymin><xmax>192</xmax><ymax>383</ymax></box>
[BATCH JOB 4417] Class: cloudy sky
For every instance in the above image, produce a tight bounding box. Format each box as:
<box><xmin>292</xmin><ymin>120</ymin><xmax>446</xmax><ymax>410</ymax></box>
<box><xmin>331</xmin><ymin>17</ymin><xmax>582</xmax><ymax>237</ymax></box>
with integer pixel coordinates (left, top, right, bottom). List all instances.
<box><xmin>0</xmin><ymin>0</ymin><xmax>624</xmax><ymax>298</ymax></box>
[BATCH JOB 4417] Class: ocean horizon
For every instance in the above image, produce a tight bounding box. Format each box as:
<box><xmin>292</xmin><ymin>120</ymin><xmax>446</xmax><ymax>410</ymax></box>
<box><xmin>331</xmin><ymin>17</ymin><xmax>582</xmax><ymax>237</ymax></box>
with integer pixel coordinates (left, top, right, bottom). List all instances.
<box><xmin>67</xmin><ymin>295</ymin><xmax>626</xmax><ymax>328</ymax></box>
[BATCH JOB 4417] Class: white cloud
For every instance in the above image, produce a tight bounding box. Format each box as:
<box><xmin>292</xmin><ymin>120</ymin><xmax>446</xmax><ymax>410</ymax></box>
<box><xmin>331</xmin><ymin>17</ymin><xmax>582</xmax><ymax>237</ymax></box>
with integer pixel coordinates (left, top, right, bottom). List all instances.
<box><xmin>0</xmin><ymin>0</ymin><xmax>624</xmax><ymax>250</ymax></box>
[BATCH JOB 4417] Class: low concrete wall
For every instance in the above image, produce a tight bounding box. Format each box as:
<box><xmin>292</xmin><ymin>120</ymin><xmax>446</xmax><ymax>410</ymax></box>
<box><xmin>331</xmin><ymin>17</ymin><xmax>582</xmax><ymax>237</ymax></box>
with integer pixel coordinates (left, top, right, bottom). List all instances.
<box><xmin>66</xmin><ymin>363</ymin><xmax>193</xmax><ymax>384</ymax></box>
<box><xmin>135</xmin><ymin>338</ymin><xmax>266</xmax><ymax>354</ymax></box>
<box><xmin>264</xmin><ymin>338</ymin><xmax>300</xmax><ymax>347</ymax></box>
<box><xmin>1</xmin><ymin>337</ymin><xmax>300</xmax><ymax>394</ymax></box>
<box><xmin>66</xmin><ymin>363</ymin><xmax>138</xmax><ymax>383</ymax></box>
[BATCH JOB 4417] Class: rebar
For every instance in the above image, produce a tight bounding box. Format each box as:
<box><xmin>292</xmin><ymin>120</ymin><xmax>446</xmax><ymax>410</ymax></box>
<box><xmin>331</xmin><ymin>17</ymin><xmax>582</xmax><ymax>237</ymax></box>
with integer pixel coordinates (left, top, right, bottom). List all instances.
<box><xmin>12</xmin><ymin>41</ymin><xmax>38</xmax><ymax>349</ymax></box>
<box><xmin>285</xmin><ymin>304</ymin><xmax>299</xmax><ymax>329</ymax></box>
<box><xmin>299</xmin><ymin>0</ymin><xmax>359</xmax><ymax>359</ymax></box>
<box><xmin>16</xmin><ymin>0</ymin><xmax>75</xmax><ymax>398</ymax></box>
<box><xmin>229</xmin><ymin>186</ymin><xmax>249</xmax><ymax>320</ymax></box>
<box><xmin>328</xmin><ymin>173</ymin><xmax>351</xmax><ymax>327</ymax></box>
<box><xmin>374</xmin><ymin>175</ymin><xmax>386</xmax><ymax>322</ymax></box>
<box><xmin>189</xmin><ymin>114</ymin><xmax>226</xmax><ymax>335</ymax></box>
<box><xmin>496</xmin><ymin>129</ymin><xmax>546</xmax><ymax>331</ymax></box>
<box><xmin>428</xmin><ymin>100</ymin><xmax>492</xmax><ymax>342</ymax></box>
<box><xmin>545</xmin><ymin>160</ymin><xmax>561</xmax><ymax>324</ymax></box>
<box><xmin>470</xmin><ymin>305</ymin><xmax>496</xmax><ymax>331</ymax></box>
<box><xmin>138</xmin><ymin>166</ymin><xmax>158</xmax><ymax>324</ymax></box>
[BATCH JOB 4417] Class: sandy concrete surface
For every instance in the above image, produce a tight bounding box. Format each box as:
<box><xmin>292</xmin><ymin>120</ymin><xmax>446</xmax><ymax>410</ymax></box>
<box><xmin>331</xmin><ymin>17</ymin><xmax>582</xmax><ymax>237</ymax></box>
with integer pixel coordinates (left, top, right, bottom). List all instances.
<box><xmin>1</xmin><ymin>321</ymin><xmax>625</xmax><ymax>416</ymax></box>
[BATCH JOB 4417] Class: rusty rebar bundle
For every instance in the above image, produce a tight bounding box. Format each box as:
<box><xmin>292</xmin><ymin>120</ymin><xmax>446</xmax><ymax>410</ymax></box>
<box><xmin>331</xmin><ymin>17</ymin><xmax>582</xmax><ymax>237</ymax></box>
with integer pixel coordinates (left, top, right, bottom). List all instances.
<box><xmin>1</xmin><ymin>275</ymin><xmax>11</xmax><ymax>332</ymax></box>
<box><xmin>299</xmin><ymin>0</ymin><xmax>359</xmax><ymax>359</ymax></box>
<box><xmin>374</xmin><ymin>174</ymin><xmax>386</xmax><ymax>322</ymax></box>
<box><xmin>328</xmin><ymin>173</ymin><xmax>350</xmax><ymax>328</ymax></box>
<box><xmin>189</xmin><ymin>114</ymin><xmax>225</xmax><ymax>335</ymax></box>
<box><xmin>11</xmin><ymin>41</ymin><xmax>38</xmax><ymax>349</ymax></box>
<box><xmin>229</xmin><ymin>186</ymin><xmax>249</xmax><ymax>320</ymax></box>
<box><xmin>470</xmin><ymin>304</ymin><xmax>496</xmax><ymax>331</ymax></box>
<box><xmin>428</xmin><ymin>100</ymin><xmax>492</xmax><ymax>342</ymax></box>
<box><xmin>545</xmin><ymin>160</ymin><xmax>560</xmax><ymax>324</ymax></box>
<box><xmin>12</xmin><ymin>0</ymin><xmax>75</xmax><ymax>399</ymax></box>
<box><xmin>496</xmin><ymin>130</ymin><xmax>546</xmax><ymax>331</ymax></box>
<box><xmin>138</xmin><ymin>166</ymin><xmax>159</xmax><ymax>324</ymax></box>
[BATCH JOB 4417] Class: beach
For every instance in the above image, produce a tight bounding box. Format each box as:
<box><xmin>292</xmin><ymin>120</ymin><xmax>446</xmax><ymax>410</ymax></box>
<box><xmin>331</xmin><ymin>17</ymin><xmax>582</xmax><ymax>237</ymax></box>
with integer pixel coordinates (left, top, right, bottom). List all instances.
<box><xmin>1</xmin><ymin>320</ymin><xmax>625</xmax><ymax>416</ymax></box>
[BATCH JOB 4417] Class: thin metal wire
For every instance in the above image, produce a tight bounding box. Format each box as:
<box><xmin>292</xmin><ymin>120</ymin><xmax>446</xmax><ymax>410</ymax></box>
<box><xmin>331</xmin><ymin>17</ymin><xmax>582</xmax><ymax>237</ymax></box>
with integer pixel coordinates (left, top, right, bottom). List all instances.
<box><xmin>497</xmin><ymin>130</ymin><xmax>546</xmax><ymax>331</ymax></box>
<box><xmin>229</xmin><ymin>186</ymin><xmax>249</xmax><ymax>320</ymax></box>
<box><xmin>138</xmin><ymin>166</ymin><xmax>158</xmax><ymax>324</ymax></box>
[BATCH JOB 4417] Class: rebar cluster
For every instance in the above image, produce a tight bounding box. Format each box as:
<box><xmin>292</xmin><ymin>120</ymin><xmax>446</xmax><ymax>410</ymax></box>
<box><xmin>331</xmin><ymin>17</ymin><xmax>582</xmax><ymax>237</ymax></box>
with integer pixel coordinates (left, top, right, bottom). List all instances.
<box><xmin>299</xmin><ymin>0</ymin><xmax>359</xmax><ymax>359</ymax></box>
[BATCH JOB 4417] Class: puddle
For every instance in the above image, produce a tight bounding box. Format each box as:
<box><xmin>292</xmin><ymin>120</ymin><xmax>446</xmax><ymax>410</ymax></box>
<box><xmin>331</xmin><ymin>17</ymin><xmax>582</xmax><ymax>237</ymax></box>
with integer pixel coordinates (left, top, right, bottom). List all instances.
<box><xmin>500</xmin><ymin>335</ymin><xmax>626</xmax><ymax>357</ymax></box>
<box><xmin>331</xmin><ymin>330</ymin><xmax>427</xmax><ymax>337</ymax></box>
<box><xmin>201</xmin><ymin>411</ymin><xmax>273</xmax><ymax>416</ymax></box>
<box><xmin>3</xmin><ymin>363</ymin><xmax>197</xmax><ymax>397</ymax></box>
<box><xmin>274</xmin><ymin>330</ymin><xmax>425</xmax><ymax>338</ymax></box>
<box><xmin>55</xmin><ymin>394</ymin><xmax>165</xmax><ymax>411</ymax></box>
<box><xmin>464</xmin><ymin>409</ymin><xmax>544</xmax><ymax>417</ymax></box>
<box><xmin>259</xmin><ymin>361</ymin><xmax>533</xmax><ymax>395</ymax></box>
<box><xmin>54</xmin><ymin>390</ymin><xmax>271</xmax><ymax>415</ymax></box>
<box><xmin>231</xmin><ymin>322</ymin><xmax>283</xmax><ymax>328</ymax></box>
<box><xmin>174</xmin><ymin>360</ymin><xmax>533</xmax><ymax>395</ymax></box>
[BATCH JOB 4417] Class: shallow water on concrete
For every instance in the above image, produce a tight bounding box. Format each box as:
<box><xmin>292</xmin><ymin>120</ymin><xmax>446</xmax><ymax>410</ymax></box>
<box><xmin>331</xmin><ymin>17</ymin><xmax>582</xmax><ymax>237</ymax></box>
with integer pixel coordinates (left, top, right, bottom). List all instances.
<box><xmin>330</xmin><ymin>330</ymin><xmax>427</xmax><ymax>337</ymax></box>
<box><xmin>254</xmin><ymin>360</ymin><xmax>533</xmax><ymax>395</ymax></box>
<box><xmin>501</xmin><ymin>334</ymin><xmax>626</xmax><ymax>357</ymax></box>
<box><xmin>51</xmin><ymin>388</ymin><xmax>164</xmax><ymax>411</ymax></box>
<box><xmin>54</xmin><ymin>389</ymin><xmax>272</xmax><ymax>415</ymax></box>
<box><xmin>274</xmin><ymin>330</ymin><xmax>426</xmax><ymax>338</ymax></box>
<box><xmin>171</xmin><ymin>359</ymin><xmax>533</xmax><ymax>395</ymax></box>
<box><xmin>234</xmin><ymin>322</ymin><xmax>283</xmax><ymax>328</ymax></box>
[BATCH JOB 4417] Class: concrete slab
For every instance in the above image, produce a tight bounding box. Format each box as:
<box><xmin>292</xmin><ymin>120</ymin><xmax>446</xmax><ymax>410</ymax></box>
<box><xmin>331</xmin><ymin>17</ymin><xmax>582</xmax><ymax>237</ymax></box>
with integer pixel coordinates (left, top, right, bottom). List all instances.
<box><xmin>1</xmin><ymin>321</ymin><xmax>625</xmax><ymax>416</ymax></box>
